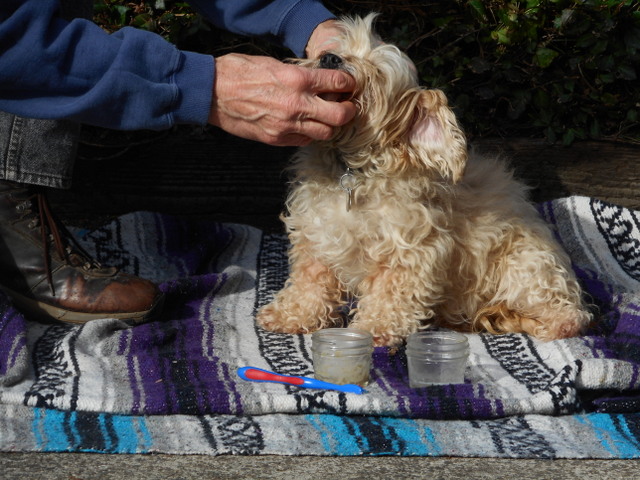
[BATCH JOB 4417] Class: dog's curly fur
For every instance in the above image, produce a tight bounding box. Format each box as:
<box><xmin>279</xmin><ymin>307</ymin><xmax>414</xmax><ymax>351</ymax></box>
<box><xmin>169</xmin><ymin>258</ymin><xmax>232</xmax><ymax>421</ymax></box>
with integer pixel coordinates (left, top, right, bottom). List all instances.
<box><xmin>257</xmin><ymin>14</ymin><xmax>592</xmax><ymax>346</ymax></box>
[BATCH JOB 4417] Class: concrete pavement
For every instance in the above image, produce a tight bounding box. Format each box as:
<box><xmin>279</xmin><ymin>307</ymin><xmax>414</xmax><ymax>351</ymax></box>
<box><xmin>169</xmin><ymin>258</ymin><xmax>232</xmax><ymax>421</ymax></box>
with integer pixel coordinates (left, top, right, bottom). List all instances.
<box><xmin>2</xmin><ymin>454</ymin><xmax>639</xmax><ymax>480</ymax></box>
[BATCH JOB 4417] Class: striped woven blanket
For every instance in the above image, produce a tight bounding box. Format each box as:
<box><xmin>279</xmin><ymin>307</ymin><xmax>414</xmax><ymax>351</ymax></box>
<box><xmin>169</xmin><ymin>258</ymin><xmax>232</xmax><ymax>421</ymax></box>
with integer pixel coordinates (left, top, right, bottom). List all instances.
<box><xmin>1</xmin><ymin>196</ymin><xmax>640</xmax><ymax>458</ymax></box>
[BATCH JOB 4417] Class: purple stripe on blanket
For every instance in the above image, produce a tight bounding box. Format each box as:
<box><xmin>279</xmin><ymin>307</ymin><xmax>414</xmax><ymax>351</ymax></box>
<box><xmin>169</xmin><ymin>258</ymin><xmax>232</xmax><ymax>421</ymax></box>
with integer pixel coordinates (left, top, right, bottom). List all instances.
<box><xmin>0</xmin><ymin>295</ymin><xmax>27</xmax><ymax>380</ymax></box>
<box><xmin>600</xmin><ymin>302</ymin><xmax>640</xmax><ymax>364</ymax></box>
<box><xmin>124</xmin><ymin>271</ymin><xmax>238</xmax><ymax>415</ymax></box>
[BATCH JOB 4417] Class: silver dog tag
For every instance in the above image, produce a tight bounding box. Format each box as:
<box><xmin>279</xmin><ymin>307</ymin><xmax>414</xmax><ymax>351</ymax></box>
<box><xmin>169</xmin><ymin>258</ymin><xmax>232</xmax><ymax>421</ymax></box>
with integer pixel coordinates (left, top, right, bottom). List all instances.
<box><xmin>346</xmin><ymin>188</ymin><xmax>353</xmax><ymax>211</ymax></box>
<box><xmin>340</xmin><ymin>168</ymin><xmax>358</xmax><ymax>212</ymax></box>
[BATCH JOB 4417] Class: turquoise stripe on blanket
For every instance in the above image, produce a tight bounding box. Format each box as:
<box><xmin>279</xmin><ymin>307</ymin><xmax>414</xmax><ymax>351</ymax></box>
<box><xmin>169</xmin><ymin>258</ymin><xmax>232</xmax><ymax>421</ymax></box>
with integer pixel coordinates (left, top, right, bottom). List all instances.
<box><xmin>106</xmin><ymin>414</ymin><xmax>153</xmax><ymax>453</ymax></box>
<box><xmin>576</xmin><ymin>414</ymin><xmax>640</xmax><ymax>458</ymax></box>
<box><xmin>31</xmin><ymin>409</ymin><xmax>152</xmax><ymax>454</ymax></box>
<box><xmin>12</xmin><ymin>406</ymin><xmax>640</xmax><ymax>457</ymax></box>
<box><xmin>32</xmin><ymin>408</ymin><xmax>66</xmax><ymax>452</ymax></box>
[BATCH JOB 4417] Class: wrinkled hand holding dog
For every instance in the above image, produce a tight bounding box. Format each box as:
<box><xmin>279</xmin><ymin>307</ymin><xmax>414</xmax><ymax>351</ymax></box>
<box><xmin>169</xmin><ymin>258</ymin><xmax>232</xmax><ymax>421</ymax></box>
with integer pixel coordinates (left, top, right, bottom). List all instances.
<box><xmin>208</xmin><ymin>21</ymin><xmax>356</xmax><ymax>147</ymax></box>
<box><xmin>256</xmin><ymin>14</ymin><xmax>592</xmax><ymax>346</ymax></box>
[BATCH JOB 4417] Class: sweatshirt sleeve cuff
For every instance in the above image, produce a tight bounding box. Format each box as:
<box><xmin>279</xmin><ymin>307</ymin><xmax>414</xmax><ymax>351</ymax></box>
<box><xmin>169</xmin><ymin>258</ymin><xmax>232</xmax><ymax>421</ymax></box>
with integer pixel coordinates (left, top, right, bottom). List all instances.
<box><xmin>172</xmin><ymin>50</ymin><xmax>215</xmax><ymax>125</ymax></box>
<box><xmin>278</xmin><ymin>0</ymin><xmax>336</xmax><ymax>57</ymax></box>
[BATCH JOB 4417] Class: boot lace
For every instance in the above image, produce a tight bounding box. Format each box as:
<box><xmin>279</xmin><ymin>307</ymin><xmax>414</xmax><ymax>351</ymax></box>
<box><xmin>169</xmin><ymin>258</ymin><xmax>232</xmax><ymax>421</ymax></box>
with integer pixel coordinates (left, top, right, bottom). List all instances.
<box><xmin>14</xmin><ymin>191</ymin><xmax>102</xmax><ymax>297</ymax></box>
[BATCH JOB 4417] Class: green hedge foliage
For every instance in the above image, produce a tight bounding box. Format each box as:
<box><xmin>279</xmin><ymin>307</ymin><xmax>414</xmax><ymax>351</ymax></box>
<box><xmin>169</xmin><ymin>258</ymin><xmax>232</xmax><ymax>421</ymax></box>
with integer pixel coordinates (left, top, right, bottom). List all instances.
<box><xmin>94</xmin><ymin>0</ymin><xmax>640</xmax><ymax>144</ymax></box>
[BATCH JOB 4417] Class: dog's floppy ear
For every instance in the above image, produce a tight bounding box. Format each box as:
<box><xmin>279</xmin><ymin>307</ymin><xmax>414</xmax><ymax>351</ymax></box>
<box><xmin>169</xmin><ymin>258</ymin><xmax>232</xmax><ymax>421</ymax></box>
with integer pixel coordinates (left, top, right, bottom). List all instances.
<box><xmin>408</xmin><ymin>89</ymin><xmax>467</xmax><ymax>183</ymax></box>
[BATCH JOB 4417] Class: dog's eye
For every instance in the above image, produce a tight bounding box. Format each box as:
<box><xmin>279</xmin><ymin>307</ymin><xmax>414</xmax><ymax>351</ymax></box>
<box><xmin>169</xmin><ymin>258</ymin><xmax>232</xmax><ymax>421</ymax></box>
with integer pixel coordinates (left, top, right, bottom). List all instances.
<box><xmin>319</xmin><ymin>53</ymin><xmax>343</xmax><ymax>70</ymax></box>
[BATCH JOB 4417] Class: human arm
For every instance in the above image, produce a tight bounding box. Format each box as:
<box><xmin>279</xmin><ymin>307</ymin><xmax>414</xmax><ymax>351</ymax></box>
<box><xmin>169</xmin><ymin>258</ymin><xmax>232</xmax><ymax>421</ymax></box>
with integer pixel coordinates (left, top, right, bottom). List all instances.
<box><xmin>0</xmin><ymin>0</ymin><xmax>353</xmax><ymax>142</ymax></box>
<box><xmin>187</xmin><ymin>0</ymin><xmax>335</xmax><ymax>58</ymax></box>
<box><xmin>200</xmin><ymin>4</ymin><xmax>356</xmax><ymax>146</ymax></box>
<box><xmin>0</xmin><ymin>0</ymin><xmax>213</xmax><ymax>130</ymax></box>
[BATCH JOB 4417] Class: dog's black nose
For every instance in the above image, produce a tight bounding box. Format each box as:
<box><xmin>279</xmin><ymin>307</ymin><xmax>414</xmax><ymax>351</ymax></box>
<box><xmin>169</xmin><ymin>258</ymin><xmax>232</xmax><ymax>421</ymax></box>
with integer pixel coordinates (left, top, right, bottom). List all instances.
<box><xmin>319</xmin><ymin>53</ymin><xmax>343</xmax><ymax>70</ymax></box>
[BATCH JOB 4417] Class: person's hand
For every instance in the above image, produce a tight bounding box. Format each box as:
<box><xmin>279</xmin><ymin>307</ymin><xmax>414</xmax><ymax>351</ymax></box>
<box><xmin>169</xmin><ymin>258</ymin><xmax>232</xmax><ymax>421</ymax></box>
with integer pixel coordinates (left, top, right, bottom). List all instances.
<box><xmin>305</xmin><ymin>19</ymin><xmax>343</xmax><ymax>59</ymax></box>
<box><xmin>208</xmin><ymin>53</ymin><xmax>356</xmax><ymax>146</ymax></box>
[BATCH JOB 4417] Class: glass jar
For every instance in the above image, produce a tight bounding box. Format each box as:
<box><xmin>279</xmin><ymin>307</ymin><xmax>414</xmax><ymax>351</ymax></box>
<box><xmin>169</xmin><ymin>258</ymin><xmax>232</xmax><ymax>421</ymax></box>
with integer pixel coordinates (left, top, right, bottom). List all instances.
<box><xmin>406</xmin><ymin>330</ymin><xmax>469</xmax><ymax>387</ymax></box>
<box><xmin>311</xmin><ymin>328</ymin><xmax>374</xmax><ymax>386</ymax></box>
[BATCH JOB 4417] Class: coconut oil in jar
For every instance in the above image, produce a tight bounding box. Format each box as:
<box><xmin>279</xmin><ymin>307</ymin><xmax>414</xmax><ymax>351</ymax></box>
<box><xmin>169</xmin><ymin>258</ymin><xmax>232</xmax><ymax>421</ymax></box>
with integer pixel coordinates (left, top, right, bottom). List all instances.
<box><xmin>311</xmin><ymin>328</ymin><xmax>374</xmax><ymax>386</ymax></box>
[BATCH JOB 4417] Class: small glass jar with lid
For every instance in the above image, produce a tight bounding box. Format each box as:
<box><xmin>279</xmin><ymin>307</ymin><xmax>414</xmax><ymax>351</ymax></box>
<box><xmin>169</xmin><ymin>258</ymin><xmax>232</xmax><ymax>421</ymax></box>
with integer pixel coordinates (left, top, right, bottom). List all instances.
<box><xmin>406</xmin><ymin>330</ymin><xmax>469</xmax><ymax>387</ymax></box>
<box><xmin>311</xmin><ymin>328</ymin><xmax>374</xmax><ymax>386</ymax></box>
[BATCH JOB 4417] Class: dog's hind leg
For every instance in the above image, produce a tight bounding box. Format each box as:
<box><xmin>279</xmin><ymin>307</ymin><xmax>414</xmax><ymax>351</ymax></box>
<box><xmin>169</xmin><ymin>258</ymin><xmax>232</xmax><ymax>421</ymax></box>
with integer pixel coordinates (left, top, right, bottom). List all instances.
<box><xmin>472</xmin><ymin>231</ymin><xmax>592</xmax><ymax>340</ymax></box>
<box><xmin>256</xmin><ymin>245</ymin><xmax>345</xmax><ymax>334</ymax></box>
<box><xmin>473</xmin><ymin>298</ymin><xmax>590</xmax><ymax>341</ymax></box>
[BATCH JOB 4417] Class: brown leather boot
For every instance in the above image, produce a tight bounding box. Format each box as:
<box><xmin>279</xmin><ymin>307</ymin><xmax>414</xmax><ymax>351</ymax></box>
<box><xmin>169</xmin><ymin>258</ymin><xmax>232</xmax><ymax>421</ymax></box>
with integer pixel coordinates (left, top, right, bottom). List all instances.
<box><xmin>0</xmin><ymin>180</ymin><xmax>163</xmax><ymax>324</ymax></box>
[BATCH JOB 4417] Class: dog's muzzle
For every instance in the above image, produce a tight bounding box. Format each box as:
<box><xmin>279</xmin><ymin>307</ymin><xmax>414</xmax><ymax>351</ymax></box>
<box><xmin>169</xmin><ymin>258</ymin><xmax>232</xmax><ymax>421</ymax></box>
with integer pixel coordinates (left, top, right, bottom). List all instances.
<box><xmin>319</xmin><ymin>53</ymin><xmax>343</xmax><ymax>70</ymax></box>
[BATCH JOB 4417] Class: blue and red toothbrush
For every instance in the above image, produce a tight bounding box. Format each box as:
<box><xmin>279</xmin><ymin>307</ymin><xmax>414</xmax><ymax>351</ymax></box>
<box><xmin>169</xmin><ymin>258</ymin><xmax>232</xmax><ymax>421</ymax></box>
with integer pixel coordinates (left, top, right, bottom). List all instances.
<box><xmin>237</xmin><ymin>366</ymin><xmax>365</xmax><ymax>395</ymax></box>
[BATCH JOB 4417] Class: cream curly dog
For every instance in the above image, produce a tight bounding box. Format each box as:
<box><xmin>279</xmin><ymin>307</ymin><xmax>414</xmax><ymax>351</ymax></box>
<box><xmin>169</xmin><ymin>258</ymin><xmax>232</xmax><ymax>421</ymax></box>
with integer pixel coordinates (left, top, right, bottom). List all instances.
<box><xmin>257</xmin><ymin>14</ymin><xmax>591</xmax><ymax>346</ymax></box>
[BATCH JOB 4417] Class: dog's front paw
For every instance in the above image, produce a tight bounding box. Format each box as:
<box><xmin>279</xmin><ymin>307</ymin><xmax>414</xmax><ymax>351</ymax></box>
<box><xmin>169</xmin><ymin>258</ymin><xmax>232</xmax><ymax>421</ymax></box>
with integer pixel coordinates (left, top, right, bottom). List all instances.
<box><xmin>257</xmin><ymin>299</ymin><xmax>341</xmax><ymax>335</ymax></box>
<box><xmin>256</xmin><ymin>302</ymin><xmax>314</xmax><ymax>334</ymax></box>
<box><xmin>349</xmin><ymin>319</ymin><xmax>408</xmax><ymax>347</ymax></box>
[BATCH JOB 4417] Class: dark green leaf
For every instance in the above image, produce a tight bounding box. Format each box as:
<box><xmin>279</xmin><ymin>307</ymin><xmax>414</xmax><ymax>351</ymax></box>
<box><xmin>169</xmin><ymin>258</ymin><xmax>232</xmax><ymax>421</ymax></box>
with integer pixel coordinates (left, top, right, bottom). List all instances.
<box><xmin>617</xmin><ymin>65</ymin><xmax>637</xmax><ymax>80</ymax></box>
<box><xmin>535</xmin><ymin>47</ymin><xmax>559</xmax><ymax>68</ymax></box>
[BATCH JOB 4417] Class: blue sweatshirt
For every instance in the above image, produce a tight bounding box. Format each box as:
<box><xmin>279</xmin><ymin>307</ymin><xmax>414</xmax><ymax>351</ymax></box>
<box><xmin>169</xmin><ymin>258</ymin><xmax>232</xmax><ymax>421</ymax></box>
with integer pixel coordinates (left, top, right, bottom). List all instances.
<box><xmin>0</xmin><ymin>0</ymin><xmax>335</xmax><ymax>130</ymax></box>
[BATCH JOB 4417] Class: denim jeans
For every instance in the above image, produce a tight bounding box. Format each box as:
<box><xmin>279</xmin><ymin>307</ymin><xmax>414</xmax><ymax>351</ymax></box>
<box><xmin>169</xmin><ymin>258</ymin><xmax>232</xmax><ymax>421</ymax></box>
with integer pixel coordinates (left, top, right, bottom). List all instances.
<box><xmin>0</xmin><ymin>0</ymin><xmax>93</xmax><ymax>189</ymax></box>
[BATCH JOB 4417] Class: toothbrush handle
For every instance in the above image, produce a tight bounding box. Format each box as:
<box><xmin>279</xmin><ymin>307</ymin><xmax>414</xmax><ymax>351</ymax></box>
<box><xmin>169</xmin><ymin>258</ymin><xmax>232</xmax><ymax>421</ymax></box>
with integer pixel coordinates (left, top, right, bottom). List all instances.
<box><xmin>301</xmin><ymin>378</ymin><xmax>365</xmax><ymax>394</ymax></box>
<box><xmin>237</xmin><ymin>366</ymin><xmax>364</xmax><ymax>394</ymax></box>
<box><xmin>300</xmin><ymin>377</ymin><xmax>350</xmax><ymax>390</ymax></box>
<box><xmin>237</xmin><ymin>367</ymin><xmax>305</xmax><ymax>386</ymax></box>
